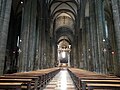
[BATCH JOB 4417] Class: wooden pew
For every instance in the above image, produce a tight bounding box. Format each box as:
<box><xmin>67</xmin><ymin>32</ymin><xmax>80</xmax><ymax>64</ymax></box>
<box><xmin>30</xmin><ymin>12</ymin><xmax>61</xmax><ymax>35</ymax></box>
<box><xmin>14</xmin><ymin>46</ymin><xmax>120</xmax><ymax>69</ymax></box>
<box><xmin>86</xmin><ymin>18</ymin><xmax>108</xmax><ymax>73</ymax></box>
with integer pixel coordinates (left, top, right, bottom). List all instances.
<box><xmin>0</xmin><ymin>76</ymin><xmax>39</xmax><ymax>90</ymax></box>
<box><xmin>2</xmin><ymin>68</ymin><xmax>60</xmax><ymax>89</ymax></box>
<box><xmin>0</xmin><ymin>78</ymin><xmax>32</xmax><ymax>90</ymax></box>
<box><xmin>81</xmin><ymin>79</ymin><xmax>120</xmax><ymax>90</ymax></box>
<box><xmin>3</xmin><ymin>74</ymin><xmax>42</xmax><ymax>89</ymax></box>
<box><xmin>87</xmin><ymin>83</ymin><xmax>120</xmax><ymax>90</ymax></box>
<box><xmin>78</xmin><ymin>77</ymin><xmax>120</xmax><ymax>89</ymax></box>
<box><xmin>68</xmin><ymin>68</ymin><xmax>120</xmax><ymax>90</ymax></box>
<box><xmin>8</xmin><ymin>69</ymin><xmax>59</xmax><ymax>88</ymax></box>
<box><xmin>0</xmin><ymin>82</ymin><xmax>23</xmax><ymax>90</ymax></box>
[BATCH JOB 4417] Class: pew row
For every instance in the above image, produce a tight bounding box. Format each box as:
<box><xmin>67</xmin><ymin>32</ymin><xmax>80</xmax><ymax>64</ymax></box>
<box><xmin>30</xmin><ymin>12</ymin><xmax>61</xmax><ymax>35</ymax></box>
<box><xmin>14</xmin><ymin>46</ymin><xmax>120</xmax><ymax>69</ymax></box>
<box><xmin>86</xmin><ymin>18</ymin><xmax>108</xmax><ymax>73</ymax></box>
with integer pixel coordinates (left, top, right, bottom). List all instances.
<box><xmin>68</xmin><ymin>68</ymin><xmax>120</xmax><ymax>90</ymax></box>
<box><xmin>87</xmin><ymin>83</ymin><xmax>120</xmax><ymax>90</ymax></box>
<box><xmin>0</xmin><ymin>68</ymin><xmax>60</xmax><ymax>90</ymax></box>
<box><xmin>0</xmin><ymin>82</ymin><xmax>23</xmax><ymax>90</ymax></box>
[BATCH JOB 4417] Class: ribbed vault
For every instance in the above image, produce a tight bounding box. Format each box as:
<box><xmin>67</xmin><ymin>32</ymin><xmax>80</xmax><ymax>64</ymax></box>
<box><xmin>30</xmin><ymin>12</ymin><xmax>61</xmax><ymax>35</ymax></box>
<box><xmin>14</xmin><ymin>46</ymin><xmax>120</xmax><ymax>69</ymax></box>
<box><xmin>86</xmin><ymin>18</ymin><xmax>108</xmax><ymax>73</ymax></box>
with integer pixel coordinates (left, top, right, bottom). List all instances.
<box><xmin>49</xmin><ymin>0</ymin><xmax>79</xmax><ymax>47</ymax></box>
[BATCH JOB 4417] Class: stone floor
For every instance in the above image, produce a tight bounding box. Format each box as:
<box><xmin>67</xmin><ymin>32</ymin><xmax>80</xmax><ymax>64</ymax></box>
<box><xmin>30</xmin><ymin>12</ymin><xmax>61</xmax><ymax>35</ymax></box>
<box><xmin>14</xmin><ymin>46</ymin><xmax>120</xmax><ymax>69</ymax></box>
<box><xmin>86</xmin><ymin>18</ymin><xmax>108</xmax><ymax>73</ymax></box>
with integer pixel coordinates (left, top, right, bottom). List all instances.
<box><xmin>43</xmin><ymin>68</ymin><xmax>76</xmax><ymax>90</ymax></box>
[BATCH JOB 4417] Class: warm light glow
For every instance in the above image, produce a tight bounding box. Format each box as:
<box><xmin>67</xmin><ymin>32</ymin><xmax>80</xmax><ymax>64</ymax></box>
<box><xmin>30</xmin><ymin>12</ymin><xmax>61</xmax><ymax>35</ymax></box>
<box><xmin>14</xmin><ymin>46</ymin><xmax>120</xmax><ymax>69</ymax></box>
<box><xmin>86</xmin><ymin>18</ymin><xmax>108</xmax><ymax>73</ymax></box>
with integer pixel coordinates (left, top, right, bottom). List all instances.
<box><xmin>61</xmin><ymin>51</ymin><xmax>66</xmax><ymax>58</ymax></box>
<box><xmin>103</xmin><ymin>48</ymin><xmax>107</xmax><ymax>52</ymax></box>
<box><xmin>61</xmin><ymin>70</ymin><xmax>67</xmax><ymax>90</ymax></box>
<box><xmin>112</xmin><ymin>51</ymin><xmax>115</xmax><ymax>55</ymax></box>
<box><xmin>103</xmin><ymin>39</ymin><xmax>105</xmax><ymax>42</ymax></box>
<box><xmin>21</xmin><ymin>1</ymin><xmax>23</xmax><ymax>4</ymax></box>
<box><xmin>20</xmin><ymin>40</ymin><xmax>22</xmax><ymax>42</ymax></box>
<box><xmin>68</xmin><ymin>45</ymin><xmax>71</xmax><ymax>48</ymax></box>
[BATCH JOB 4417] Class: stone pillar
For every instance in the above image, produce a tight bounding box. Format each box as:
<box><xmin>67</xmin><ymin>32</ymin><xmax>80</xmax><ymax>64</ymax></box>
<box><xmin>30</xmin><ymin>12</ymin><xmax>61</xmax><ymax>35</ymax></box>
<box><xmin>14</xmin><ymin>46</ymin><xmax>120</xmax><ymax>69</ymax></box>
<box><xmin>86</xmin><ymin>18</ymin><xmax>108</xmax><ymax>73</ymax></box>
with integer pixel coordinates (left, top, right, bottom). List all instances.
<box><xmin>73</xmin><ymin>36</ymin><xmax>77</xmax><ymax>67</ymax></box>
<box><xmin>33</xmin><ymin>16</ymin><xmax>40</xmax><ymax>70</ymax></box>
<box><xmin>78</xmin><ymin>29</ymin><xmax>83</xmax><ymax>68</ymax></box>
<box><xmin>111</xmin><ymin>0</ymin><xmax>120</xmax><ymax>76</ymax></box>
<box><xmin>18</xmin><ymin>0</ymin><xmax>37</xmax><ymax>72</ymax></box>
<box><xmin>82</xmin><ymin>22</ymin><xmax>88</xmax><ymax>70</ymax></box>
<box><xmin>35</xmin><ymin>0</ymin><xmax>45</xmax><ymax>70</ymax></box>
<box><xmin>85</xmin><ymin>17</ymin><xmax>93</xmax><ymax>71</ymax></box>
<box><xmin>0</xmin><ymin>0</ymin><xmax>12</xmax><ymax>75</ymax></box>
<box><xmin>89</xmin><ymin>0</ymin><xmax>99</xmax><ymax>72</ymax></box>
<box><xmin>58</xmin><ymin>51</ymin><xmax>60</xmax><ymax>66</ymax></box>
<box><xmin>49</xmin><ymin>20</ymin><xmax>54</xmax><ymax>68</ymax></box>
<box><xmin>45</xmin><ymin>27</ymin><xmax>51</xmax><ymax>68</ymax></box>
<box><xmin>49</xmin><ymin>37</ymin><xmax>53</xmax><ymax>67</ymax></box>
<box><xmin>40</xmin><ymin>19</ymin><xmax>47</xmax><ymax>69</ymax></box>
<box><xmin>41</xmin><ymin>41</ymin><xmax>47</xmax><ymax>69</ymax></box>
<box><xmin>39</xmin><ymin>0</ymin><xmax>48</xmax><ymax>69</ymax></box>
<box><xmin>18</xmin><ymin>0</ymin><xmax>31</xmax><ymax>72</ymax></box>
<box><xmin>27</xmin><ymin>0</ymin><xmax>37</xmax><ymax>71</ymax></box>
<box><xmin>75</xmin><ymin>7</ymin><xmax>81</xmax><ymax>68</ymax></box>
<box><xmin>51</xmin><ymin>20</ymin><xmax>56</xmax><ymax>68</ymax></box>
<box><xmin>37</xmin><ymin>17</ymin><xmax>42</xmax><ymax>69</ymax></box>
<box><xmin>68</xmin><ymin>52</ymin><xmax>70</xmax><ymax>67</ymax></box>
<box><xmin>52</xmin><ymin>38</ymin><xmax>56</xmax><ymax>67</ymax></box>
<box><xmin>95</xmin><ymin>0</ymin><xmax>106</xmax><ymax>73</ymax></box>
<box><xmin>70</xmin><ymin>43</ymin><xmax>74</xmax><ymax>67</ymax></box>
<box><xmin>80</xmin><ymin>0</ymin><xmax>87</xmax><ymax>70</ymax></box>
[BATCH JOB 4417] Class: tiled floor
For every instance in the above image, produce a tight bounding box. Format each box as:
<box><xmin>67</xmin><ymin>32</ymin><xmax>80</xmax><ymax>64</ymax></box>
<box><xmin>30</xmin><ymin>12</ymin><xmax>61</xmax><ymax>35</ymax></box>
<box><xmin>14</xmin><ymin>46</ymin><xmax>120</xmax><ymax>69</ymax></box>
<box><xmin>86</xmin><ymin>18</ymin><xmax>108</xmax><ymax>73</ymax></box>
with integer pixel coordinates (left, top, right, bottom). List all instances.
<box><xmin>43</xmin><ymin>68</ymin><xmax>76</xmax><ymax>90</ymax></box>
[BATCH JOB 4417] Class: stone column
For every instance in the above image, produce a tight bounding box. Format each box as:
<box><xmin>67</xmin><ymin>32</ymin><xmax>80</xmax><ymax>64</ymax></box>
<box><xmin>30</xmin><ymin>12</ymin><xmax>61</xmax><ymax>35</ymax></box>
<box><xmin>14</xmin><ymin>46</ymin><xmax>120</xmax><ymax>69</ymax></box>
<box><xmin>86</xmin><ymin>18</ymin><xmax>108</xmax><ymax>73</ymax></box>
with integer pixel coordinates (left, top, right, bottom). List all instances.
<box><xmin>82</xmin><ymin>22</ymin><xmax>88</xmax><ymax>70</ymax></box>
<box><xmin>70</xmin><ymin>43</ymin><xmax>74</xmax><ymax>67</ymax></box>
<box><xmin>111</xmin><ymin>0</ymin><xmax>120</xmax><ymax>76</ymax></box>
<box><xmin>95</xmin><ymin>0</ymin><xmax>106</xmax><ymax>73</ymax></box>
<box><xmin>40</xmin><ymin>18</ymin><xmax>46</xmax><ymax>69</ymax></box>
<box><xmin>78</xmin><ymin>29</ymin><xmax>83</xmax><ymax>68</ymax></box>
<box><xmin>73</xmin><ymin>35</ymin><xmax>77</xmax><ymax>67</ymax></box>
<box><xmin>45</xmin><ymin>30</ymin><xmax>50</xmax><ymax>68</ymax></box>
<box><xmin>89</xmin><ymin>0</ymin><xmax>99</xmax><ymax>72</ymax></box>
<box><xmin>67</xmin><ymin>52</ymin><xmax>70</xmax><ymax>67</ymax></box>
<box><xmin>41</xmin><ymin>33</ymin><xmax>47</xmax><ymax>69</ymax></box>
<box><xmin>0</xmin><ymin>0</ymin><xmax>12</xmax><ymax>75</ymax></box>
<box><xmin>75</xmin><ymin>7</ymin><xmax>81</xmax><ymax>68</ymax></box>
<box><xmin>80</xmin><ymin>0</ymin><xmax>87</xmax><ymax>70</ymax></box>
<box><xmin>39</xmin><ymin>0</ymin><xmax>48</xmax><ymax>69</ymax></box>
<box><xmin>85</xmin><ymin>17</ymin><xmax>93</xmax><ymax>71</ymax></box>
<box><xmin>35</xmin><ymin>0</ymin><xmax>44</xmax><ymax>70</ymax></box>
<box><xmin>51</xmin><ymin>19</ymin><xmax>56</xmax><ymax>68</ymax></box>
<box><xmin>18</xmin><ymin>0</ymin><xmax>37</xmax><ymax>72</ymax></box>
<box><xmin>18</xmin><ymin>0</ymin><xmax>31</xmax><ymax>72</ymax></box>
<box><xmin>37</xmin><ymin>17</ymin><xmax>42</xmax><ymax>69</ymax></box>
<box><xmin>33</xmin><ymin>23</ymin><xmax>40</xmax><ymax>70</ymax></box>
<box><xmin>27</xmin><ymin>0</ymin><xmax>37</xmax><ymax>71</ymax></box>
<box><xmin>49</xmin><ymin>20</ymin><xmax>54</xmax><ymax>68</ymax></box>
<box><xmin>51</xmin><ymin>37</ymin><xmax>56</xmax><ymax>67</ymax></box>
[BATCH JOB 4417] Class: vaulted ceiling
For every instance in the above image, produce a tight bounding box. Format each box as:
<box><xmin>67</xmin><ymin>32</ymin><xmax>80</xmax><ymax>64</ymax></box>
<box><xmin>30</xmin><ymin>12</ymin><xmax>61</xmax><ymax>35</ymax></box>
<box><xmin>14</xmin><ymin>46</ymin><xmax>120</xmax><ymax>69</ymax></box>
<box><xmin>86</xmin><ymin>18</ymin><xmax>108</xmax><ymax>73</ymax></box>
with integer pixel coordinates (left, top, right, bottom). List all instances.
<box><xmin>11</xmin><ymin>0</ymin><xmax>112</xmax><ymax>50</ymax></box>
<box><xmin>11</xmin><ymin>0</ymin><xmax>80</xmax><ymax>47</ymax></box>
<box><xmin>48</xmin><ymin>0</ymin><xmax>80</xmax><ymax>46</ymax></box>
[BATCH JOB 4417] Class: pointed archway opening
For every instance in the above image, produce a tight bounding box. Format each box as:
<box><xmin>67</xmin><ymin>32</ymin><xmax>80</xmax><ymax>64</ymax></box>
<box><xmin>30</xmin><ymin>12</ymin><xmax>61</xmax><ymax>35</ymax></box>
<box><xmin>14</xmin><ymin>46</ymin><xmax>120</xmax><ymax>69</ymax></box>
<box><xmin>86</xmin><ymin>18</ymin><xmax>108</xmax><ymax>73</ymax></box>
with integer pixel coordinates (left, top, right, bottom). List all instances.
<box><xmin>57</xmin><ymin>36</ymin><xmax>71</xmax><ymax>67</ymax></box>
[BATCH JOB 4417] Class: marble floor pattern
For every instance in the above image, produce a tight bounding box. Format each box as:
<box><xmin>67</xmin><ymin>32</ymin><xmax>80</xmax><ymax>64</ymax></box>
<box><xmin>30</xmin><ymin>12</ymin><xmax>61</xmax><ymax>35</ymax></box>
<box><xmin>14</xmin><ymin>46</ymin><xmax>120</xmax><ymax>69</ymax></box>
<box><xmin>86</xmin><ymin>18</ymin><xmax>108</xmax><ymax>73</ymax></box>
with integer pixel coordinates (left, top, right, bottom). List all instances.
<box><xmin>43</xmin><ymin>68</ymin><xmax>76</xmax><ymax>90</ymax></box>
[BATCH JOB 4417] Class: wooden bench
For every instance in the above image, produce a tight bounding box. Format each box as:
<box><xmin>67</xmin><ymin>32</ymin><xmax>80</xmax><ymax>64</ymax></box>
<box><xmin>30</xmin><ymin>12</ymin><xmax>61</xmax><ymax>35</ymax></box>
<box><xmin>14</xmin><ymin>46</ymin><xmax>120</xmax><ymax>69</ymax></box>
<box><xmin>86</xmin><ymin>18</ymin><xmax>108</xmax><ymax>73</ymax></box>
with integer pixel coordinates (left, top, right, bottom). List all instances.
<box><xmin>2</xmin><ymin>68</ymin><xmax>60</xmax><ymax>89</ymax></box>
<box><xmin>0</xmin><ymin>76</ymin><xmax>39</xmax><ymax>90</ymax></box>
<box><xmin>0</xmin><ymin>78</ymin><xmax>33</xmax><ymax>90</ymax></box>
<box><xmin>9</xmin><ymin>70</ymin><xmax>58</xmax><ymax>88</ymax></box>
<box><xmin>81</xmin><ymin>79</ymin><xmax>120</xmax><ymax>90</ymax></box>
<box><xmin>3</xmin><ymin>74</ymin><xmax>42</xmax><ymax>89</ymax></box>
<box><xmin>68</xmin><ymin>68</ymin><xmax>120</xmax><ymax>90</ymax></box>
<box><xmin>87</xmin><ymin>83</ymin><xmax>120</xmax><ymax>90</ymax></box>
<box><xmin>0</xmin><ymin>82</ymin><xmax>23</xmax><ymax>90</ymax></box>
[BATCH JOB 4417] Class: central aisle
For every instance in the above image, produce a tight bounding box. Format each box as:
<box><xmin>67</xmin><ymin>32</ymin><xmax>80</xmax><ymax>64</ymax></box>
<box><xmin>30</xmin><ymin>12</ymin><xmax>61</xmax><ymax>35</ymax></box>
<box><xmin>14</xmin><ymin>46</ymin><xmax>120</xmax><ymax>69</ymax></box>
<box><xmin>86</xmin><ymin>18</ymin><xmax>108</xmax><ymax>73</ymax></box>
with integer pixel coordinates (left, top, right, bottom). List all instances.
<box><xmin>43</xmin><ymin>68</ymin><xmax>76</xmax><ymax>90</ymax></box>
